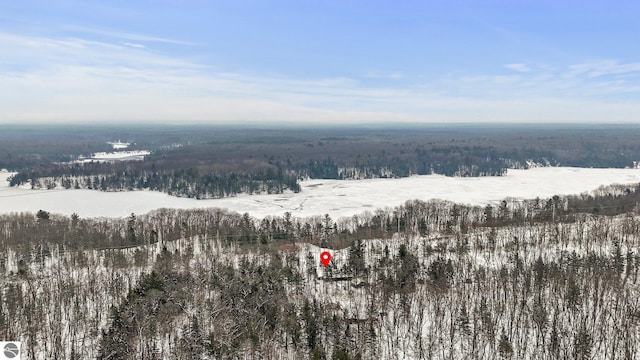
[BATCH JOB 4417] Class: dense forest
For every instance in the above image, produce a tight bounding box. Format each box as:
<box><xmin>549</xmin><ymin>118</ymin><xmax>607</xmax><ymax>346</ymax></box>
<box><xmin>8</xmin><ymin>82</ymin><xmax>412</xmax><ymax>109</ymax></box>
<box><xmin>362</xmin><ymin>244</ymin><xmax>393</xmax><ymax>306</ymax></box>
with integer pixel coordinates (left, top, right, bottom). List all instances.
<box><xmin>2</xmin><ymin>183</ymin><xmax>640</xmax><ymax>358</ymax></box>
<box><xmin>4</xmin><ymin>125</ymin><xmax>640</xmax><ymax>199</ymax></box>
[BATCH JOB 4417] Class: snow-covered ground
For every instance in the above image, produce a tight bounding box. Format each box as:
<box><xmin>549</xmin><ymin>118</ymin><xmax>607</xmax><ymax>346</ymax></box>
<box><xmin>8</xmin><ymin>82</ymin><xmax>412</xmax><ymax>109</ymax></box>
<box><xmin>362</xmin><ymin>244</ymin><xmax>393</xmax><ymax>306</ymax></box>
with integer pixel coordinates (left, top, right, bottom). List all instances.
<box><xmin>1</xmin><ymin>167</ymin><xmax>640</xmax><ymax>219</ymax></box>
<box><xmin>90</xmin><ymin>150</ymin><xmax>150</xmax><ymax>160</ymax></box>
<box><xmin>75</xmin><ymin>150</ymin><xmax>150</xmax><ymax>163</ymax></box>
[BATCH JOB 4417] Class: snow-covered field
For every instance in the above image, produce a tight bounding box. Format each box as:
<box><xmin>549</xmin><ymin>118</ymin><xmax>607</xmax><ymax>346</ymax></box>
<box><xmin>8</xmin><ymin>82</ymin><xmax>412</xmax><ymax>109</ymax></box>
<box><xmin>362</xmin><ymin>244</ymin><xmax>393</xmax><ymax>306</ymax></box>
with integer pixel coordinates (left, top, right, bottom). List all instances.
<box><xmin>1</xmin><ymin>167</ymin><xmax>640</xmax><ymax>219</ymax></box>
<box><xmin>75</xmin><ymin>150</ymin><xmax>151</xmax><ymax>163</ymax></box>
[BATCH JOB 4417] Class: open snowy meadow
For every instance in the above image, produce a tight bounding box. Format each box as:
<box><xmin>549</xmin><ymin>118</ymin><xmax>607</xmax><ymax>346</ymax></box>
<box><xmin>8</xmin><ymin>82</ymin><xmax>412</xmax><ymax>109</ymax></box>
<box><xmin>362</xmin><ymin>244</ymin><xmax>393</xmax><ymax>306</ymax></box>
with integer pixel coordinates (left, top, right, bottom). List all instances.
<box><xmin>1</xmin><ymin>167</ymin><xmax>640</xmax><ymax>219</ymax></box>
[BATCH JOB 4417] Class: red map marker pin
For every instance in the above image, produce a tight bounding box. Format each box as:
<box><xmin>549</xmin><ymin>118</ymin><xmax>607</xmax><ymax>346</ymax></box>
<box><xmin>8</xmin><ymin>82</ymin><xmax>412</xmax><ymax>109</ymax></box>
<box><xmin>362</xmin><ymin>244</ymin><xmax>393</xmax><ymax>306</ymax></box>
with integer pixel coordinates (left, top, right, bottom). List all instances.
<box><xmin>320</xmin><ymin>251</ymin><xmax>332</xmax><ymax>267</ymax></box>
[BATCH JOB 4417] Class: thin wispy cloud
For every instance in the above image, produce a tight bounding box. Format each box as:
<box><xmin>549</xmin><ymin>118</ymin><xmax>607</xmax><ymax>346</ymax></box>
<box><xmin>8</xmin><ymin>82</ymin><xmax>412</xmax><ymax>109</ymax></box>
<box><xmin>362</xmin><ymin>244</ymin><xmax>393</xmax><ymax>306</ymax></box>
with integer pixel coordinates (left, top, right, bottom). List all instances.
<box><xmin>123</xmin><ymin>42</ymin><xmax>146</xmax><ymax>49</ymax></box>
<box><xmin>63</xmin><ymin>25</ymin><xmax>197</xmax><ymax>46</ymax></box>
<box><xmin>569</xmin><ymin>60</ymin><xmax>640</xmax><ymax>78</ymax></box>
<box><xmin>505</xmin><ymin>63</ymin><xmax>530</xmax><ymax>72</ymax></box>
<box><xmin>363</xmin><ymin>71</ymin><xmax>406</xmax><ymax>80</ymax></box>
<box><xmin>0</xmin><ymin>31</ymin><xmax>204</xmax><ymax>73</ymax></box>
<box><xmin>1</xmin><ymin>28</ymin><xmax>639</xmax><ymax>124</ymax></box>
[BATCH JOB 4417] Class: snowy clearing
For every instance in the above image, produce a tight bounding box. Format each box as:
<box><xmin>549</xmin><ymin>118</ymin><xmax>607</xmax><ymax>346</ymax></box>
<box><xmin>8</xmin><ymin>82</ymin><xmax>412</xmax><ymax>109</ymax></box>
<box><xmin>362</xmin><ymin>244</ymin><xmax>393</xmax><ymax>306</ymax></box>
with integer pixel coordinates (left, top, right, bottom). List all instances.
<box><xmin>74</xmin><ymin>150</ymin><xmax>150</xmax><ymax>163</ymax></box>
<box><xmin>1</xmin><ymin>167</ymin><xmax>640</xmax><ymax>219</ymax></box>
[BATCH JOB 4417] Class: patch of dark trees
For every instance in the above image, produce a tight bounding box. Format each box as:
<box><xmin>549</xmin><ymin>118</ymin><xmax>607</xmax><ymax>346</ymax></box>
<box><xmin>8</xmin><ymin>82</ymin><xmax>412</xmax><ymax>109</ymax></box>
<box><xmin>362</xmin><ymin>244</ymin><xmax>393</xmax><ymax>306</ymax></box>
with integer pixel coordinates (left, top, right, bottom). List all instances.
<box><xmin>9</xmin><ymin>162</ymin><xmax>300</xmax><ymax>198</ymax></box>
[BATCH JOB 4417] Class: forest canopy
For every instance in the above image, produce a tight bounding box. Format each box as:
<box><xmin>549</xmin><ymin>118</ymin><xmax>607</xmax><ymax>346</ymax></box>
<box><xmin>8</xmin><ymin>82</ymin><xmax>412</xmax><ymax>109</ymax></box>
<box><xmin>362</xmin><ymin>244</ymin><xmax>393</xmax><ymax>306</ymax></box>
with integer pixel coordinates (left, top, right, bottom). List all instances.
<box><xmin>5</xmin><ymin>124</ymin><xmax>640</xmax><ymax>199</ymax></box>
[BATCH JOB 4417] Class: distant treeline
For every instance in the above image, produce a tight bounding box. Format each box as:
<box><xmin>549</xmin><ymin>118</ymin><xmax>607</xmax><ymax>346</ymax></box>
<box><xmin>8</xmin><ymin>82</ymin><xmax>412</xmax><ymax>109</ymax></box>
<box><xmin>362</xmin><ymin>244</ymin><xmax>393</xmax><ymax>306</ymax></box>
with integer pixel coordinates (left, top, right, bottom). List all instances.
<box><xmin>8</xmin><ymin>145</ymin><xmax>511</xmax><ymax>197</ymax></box>
<box><xmin>5</xmin><ymin>125</ymin><xmax>640</xmax><ymax>198</ymax></box>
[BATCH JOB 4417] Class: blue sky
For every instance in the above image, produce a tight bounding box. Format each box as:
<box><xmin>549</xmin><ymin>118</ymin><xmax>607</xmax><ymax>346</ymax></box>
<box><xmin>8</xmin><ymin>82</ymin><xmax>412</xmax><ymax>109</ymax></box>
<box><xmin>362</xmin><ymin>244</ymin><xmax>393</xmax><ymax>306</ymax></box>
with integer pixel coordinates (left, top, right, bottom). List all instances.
<box><xmin>1</xmin><ymin>0</ymin><xmax>639</xmax><ymax>124</ymax></box>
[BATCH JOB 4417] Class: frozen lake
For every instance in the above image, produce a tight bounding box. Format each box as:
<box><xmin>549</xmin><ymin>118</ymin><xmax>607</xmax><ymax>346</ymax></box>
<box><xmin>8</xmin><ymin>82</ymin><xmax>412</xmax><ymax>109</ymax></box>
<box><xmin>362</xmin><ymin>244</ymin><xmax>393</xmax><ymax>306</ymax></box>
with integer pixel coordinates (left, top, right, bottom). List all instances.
<box><xmin>1</xmin><ymin>167</ymin><xmax>640</xmax><ymax>219</ymax></box>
